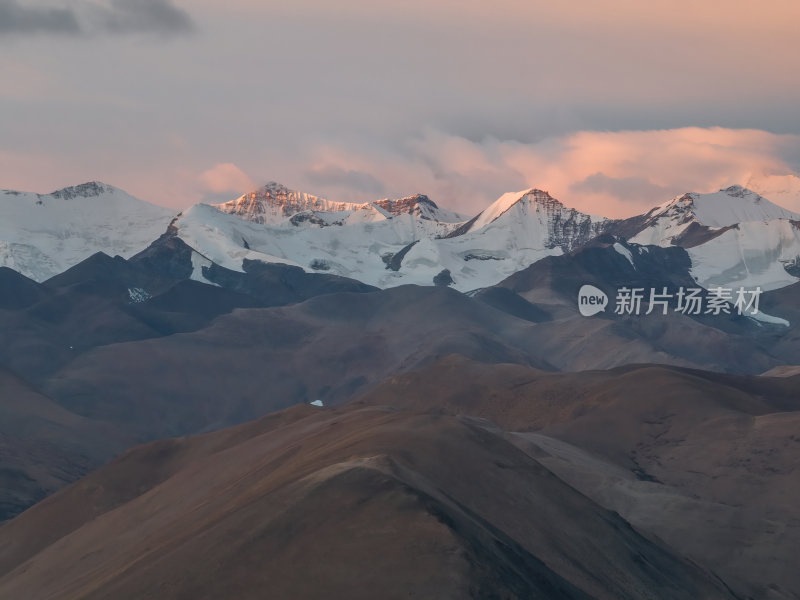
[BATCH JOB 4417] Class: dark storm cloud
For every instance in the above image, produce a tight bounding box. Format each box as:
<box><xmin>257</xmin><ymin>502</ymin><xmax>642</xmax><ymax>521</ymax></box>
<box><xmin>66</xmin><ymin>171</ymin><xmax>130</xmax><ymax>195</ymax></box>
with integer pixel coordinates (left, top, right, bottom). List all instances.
<box><xmin>0</xmin><ymin>0</ymin><xmax>193</xmax><ymax>36</ymax></box>
<box><xmin>0</xmin><ymin>0</ymin><xmax>80</xmax><ymax>34</ymax></box>
<box><xmin>305</xmin><ymin>166</ymin><xmax>386</xmax><ymax>196</ymax></box>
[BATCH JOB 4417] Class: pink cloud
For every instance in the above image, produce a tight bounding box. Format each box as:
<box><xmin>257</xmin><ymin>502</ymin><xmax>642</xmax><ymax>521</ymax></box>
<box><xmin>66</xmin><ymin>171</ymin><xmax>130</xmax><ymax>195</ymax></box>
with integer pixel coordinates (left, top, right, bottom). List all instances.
<box><xmin>3</xmin><ymin>129</ymin><xmax>798</xmax><ymax>219</ymax></box>
<box><xmin>298</xmin><ymin>128</ymin><xmax>800</xmax><ymax>218</ymax></box>
<box><xmin>199</xmin><ymin>162</ymin><xmax>255</xmax><ymax>195</ymax></box>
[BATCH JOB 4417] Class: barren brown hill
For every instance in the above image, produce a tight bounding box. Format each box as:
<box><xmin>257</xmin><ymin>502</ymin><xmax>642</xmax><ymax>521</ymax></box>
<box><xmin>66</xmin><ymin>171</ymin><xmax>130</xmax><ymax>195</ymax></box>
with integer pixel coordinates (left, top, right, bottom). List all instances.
<box><xmin>0</xmin><ymin>404</ymin><xmax>735</xmax><ymax>600</ymax></box>
<box><xmin>41</xmin><ymin>285</ymin><xmax>555</xmax><ymax>439</ymax></box>
<box><xmin>1</xmin><ymin>240</ymin><xmax>797</xmax><ymax>548</ymax></box>
<box><xmin>356</xmin><ymin>356</ymin><xmax>800</xmax><ymax>599</ymax></box>
<box><xmin>0</xmin><ymin>368</ymin><xmax>125</xmax><ymax>522</ymax></box>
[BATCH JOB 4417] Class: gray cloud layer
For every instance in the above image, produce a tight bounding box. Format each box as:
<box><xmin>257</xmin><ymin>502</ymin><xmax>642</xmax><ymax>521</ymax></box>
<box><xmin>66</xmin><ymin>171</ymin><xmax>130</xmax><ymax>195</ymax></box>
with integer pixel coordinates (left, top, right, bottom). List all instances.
<box><xmin>2</xmin><ymin>2</ymin><xmax>799</xmax><ymax>214</ymax></box>
<box><xmin>305</xmin><ymin>166</ymin><xmax>386</xmax><ymax>196</ymax></box>
<box><xmin>0</xmin><ymin>1</ymin><xmax>80</xmax><ymax>34</ymax></box>
<box><xmin>0</xmin><ymin>0</ymin><xmax>193</xmax><ymax>36</ymax></box>
<box><xmin>93</xmin><ymin>0</ymin><xmax>193</xmax><ymax>35</ymax></box>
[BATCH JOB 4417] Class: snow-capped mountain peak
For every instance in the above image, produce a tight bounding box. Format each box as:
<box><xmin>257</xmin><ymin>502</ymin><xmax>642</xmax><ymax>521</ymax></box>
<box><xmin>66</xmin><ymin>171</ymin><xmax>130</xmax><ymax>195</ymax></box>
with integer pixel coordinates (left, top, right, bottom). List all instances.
<box><xmin>459</xmin><ymin>188</ymin><xmax>609</xmax><ymax>252</ymax></box>
<box><xmin>468</xmin><ymin>188</ymin><xmax>606</xmax><ymax>227</ymax></box>
<box><xmin>622</xmin><ymin>185</ymin><xmax>800</xmax><ymax>292</ymax></box>
<box><xmin>214</xmin><ymin>183</ymin><xmax>469</xmax><ymax>229</ymax></box>
<box><xmin>172</xmin><ymin>185</ymin><xmax>609</xmax><ymax>291</ymax></box>
<box><xmin>372</xmin><ymin>193</ymin><xmax>466</xmax><ymax>223</ymax></box>
<box><xmin>467</xmin><ymin>188</ymin><xmax>550</xmax><ymax>232</ymax></box>
<box><xmin>373</xmin><ymin>193</ymin><xmax>434</xmax><ymax>217</ymax></box>
<box><xmin>2</xmin><ymin>181</ymin><xmax>128</xmax><ymax>203</ymax></box>
<box><xmin>48</xmin><ymin>181</ymin><xmax>119</xmax><ymax>200</ymax></box>
<box><xmin>633</xmin><ymin>186</ymin><xmax>800</xmax><ymax>243</ymax></box>
<box><xmin>680</xmin><ymin>185</ymin><xmax>798</xmax><ymax>228</ymax></box>
<box><xmin>214</xmin><ymin>182</ymin><xmax>363</xmax><ymax>225</ymax></box>
<box><xmin>0</xmin><ymin>183</ymin><xmax>176</xmax><ymax>281</ymax></box>
<box><xmin>7</xmin><ymin>174</ymin><xmax>800</xmax><ymax>296</ymax></box>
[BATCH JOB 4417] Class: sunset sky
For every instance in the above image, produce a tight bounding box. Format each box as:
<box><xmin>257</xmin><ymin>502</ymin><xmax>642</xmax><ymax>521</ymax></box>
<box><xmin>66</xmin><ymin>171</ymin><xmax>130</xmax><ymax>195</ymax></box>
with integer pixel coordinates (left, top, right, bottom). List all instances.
<box><xmin>2</xmin><ymin>0</ymin><xmax>800</xmax><ymax>217</ymax></box>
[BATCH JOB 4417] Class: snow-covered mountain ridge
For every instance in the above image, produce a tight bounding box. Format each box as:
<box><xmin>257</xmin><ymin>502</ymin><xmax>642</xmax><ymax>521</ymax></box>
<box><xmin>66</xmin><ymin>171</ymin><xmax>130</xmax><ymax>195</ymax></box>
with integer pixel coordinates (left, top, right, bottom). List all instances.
<box><xmin>214</xmin><ymin>182</ymin><xmax>363</xmax><ymax>225</ymax></box>
<box><xmin>0</xmin><ymin>182</ymin><xmax>176</xmax><ymax>281</ymax></box>
<box><xmin>459</xmin><ymin>188</ymin><xmax>609</xmax><ymax>251</ymax></box>
<box><xmin>214</xmin><ymin>182</ymin><xmax>467</xmax><ymax>231</ymax></box>
<box><xmin>4</xmin><ymin>178</ymin><xmax>800</xmax><ymax>294</ymax></box>
<box><xmin>629</xmin><ymin>185</ymin><xmax>800</xmax><ymax>245</ymax></box>
<box><xmin>172</xmin><ymin>186</ymin><xmax>608</xmax><ymax>291</ymax></box>
<box><xmin>619</xmin><ymin>185</ymin><xmax>800</xmax><ymax>291</ymax></box>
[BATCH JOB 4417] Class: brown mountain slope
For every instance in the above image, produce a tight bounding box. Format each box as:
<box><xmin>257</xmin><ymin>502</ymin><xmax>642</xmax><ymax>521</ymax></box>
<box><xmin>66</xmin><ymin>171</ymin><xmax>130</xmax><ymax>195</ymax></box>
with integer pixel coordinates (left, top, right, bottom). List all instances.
<box><xmin>0</xmin><ymin>405</ymin><xmax>735</xmax><ymax>600</ymax></box>
<box><xmin>355</xmin><ymin>356</ymin><xmax>800</xmax><ymax>599</ymax></box>
<box><xmin>0</xmin><ymin>368</ymin><xmax>125</xmax><ymax>522</ymax></box>
<box><xmin>492</xmin><ymin>238</ymin><xmax>785</xmax><ymax>374</ymax></box>
<box><xmin>41</xmin><ymin>285</ymin><xmax>555</xmax><ymax>439</ymax></box>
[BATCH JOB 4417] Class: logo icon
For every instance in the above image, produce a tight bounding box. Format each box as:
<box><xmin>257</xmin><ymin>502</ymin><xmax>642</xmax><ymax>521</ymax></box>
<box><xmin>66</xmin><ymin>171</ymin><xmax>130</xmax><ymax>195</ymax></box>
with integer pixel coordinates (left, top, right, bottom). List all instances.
<box><xmin>578</xmin><ymin>285</ymin><xmax>608</xmax><ymax>316</ymax></box>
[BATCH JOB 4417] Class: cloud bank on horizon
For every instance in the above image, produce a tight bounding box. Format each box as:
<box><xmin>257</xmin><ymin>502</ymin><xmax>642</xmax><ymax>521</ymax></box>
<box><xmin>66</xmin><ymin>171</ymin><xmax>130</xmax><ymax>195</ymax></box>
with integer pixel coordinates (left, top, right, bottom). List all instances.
<box><xmin>1</xmin><ymin>1</ymin><xmax>799</xmax><ymax>217</ymax></box>
<box><xmin>293</xmin><ymin>127</ymin><xmax>800</xmax><ymax>217</ymax></box>
<box><xmin>0</xmin><ymin>0</ymin><xmax>193</xmax><ymax>36</ymax></box>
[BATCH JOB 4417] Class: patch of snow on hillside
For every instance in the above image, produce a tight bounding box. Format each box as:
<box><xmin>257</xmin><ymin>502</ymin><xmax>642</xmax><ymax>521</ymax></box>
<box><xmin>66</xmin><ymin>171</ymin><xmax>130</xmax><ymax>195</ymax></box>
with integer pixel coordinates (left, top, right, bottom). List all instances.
<box><xmin>688</xmin><ymin>220</ymin><xmax>800</xmax><ymax>292</ymax></box>
<box><xmin>613</xmin><ymin>243</ymin><xmax>635</xmax><ymax>267</ymax></box>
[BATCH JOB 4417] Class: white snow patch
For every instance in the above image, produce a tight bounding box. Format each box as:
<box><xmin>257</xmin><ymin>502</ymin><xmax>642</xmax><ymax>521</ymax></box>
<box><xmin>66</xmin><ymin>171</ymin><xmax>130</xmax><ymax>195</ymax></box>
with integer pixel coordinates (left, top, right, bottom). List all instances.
<box><xmin>189</xmin><ymin>251</ymin><xmax>219</xmax><ymax>286</ymax></box>
<box><xmin>688</xmin><ymin>220</ymin><xmax>800</xmax><ymax>292</ymax></box>
<box><xmin>613</xmin><ymin>243</ymin><xmax>635</xmax><ymax>267</ymax></box>
<box><xmin>747</xmin><ymin>311</ymin><xmax>790</xmax><ymax>327</ymax></box>
<box><xmin>127</xmin><ymin>287</ymin><xmax>151</xmax><ymax>303</ymax></box>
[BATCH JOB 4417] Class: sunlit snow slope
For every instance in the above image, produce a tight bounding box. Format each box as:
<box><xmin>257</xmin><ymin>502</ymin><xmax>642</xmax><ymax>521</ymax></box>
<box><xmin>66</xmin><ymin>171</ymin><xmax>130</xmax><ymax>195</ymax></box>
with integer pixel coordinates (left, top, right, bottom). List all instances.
<box><xmin>629</xmin><ymin>185</ymin><xmax>800</xmax><ymax>291</ymax></box>
<box><xmin>6</xmin><ymin>177</ymin><xmax>800</xmax><ymax>295</ymax></box>
<box><xmin>174</xmin><ymin>185</ymin><xmax>607</xmax><ymax>291</ymax></box>
<box><xmin>0</xmin><ymin>182</ymin><xmax>177</xmax><ymax>281</ymax></box>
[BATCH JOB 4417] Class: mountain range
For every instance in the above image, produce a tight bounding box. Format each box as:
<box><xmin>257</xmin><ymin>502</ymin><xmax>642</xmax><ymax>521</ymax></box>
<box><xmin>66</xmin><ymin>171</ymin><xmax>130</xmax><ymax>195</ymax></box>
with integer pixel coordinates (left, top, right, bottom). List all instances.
<box><xmin>4</xmin><ymin>179</ymin><xmax>799</xmax><ymax>295</ymax></box>
<box><xmin>2</xmin><ymin>176</ymin><xmax>800</xmax><ymax>598</ymax></box>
